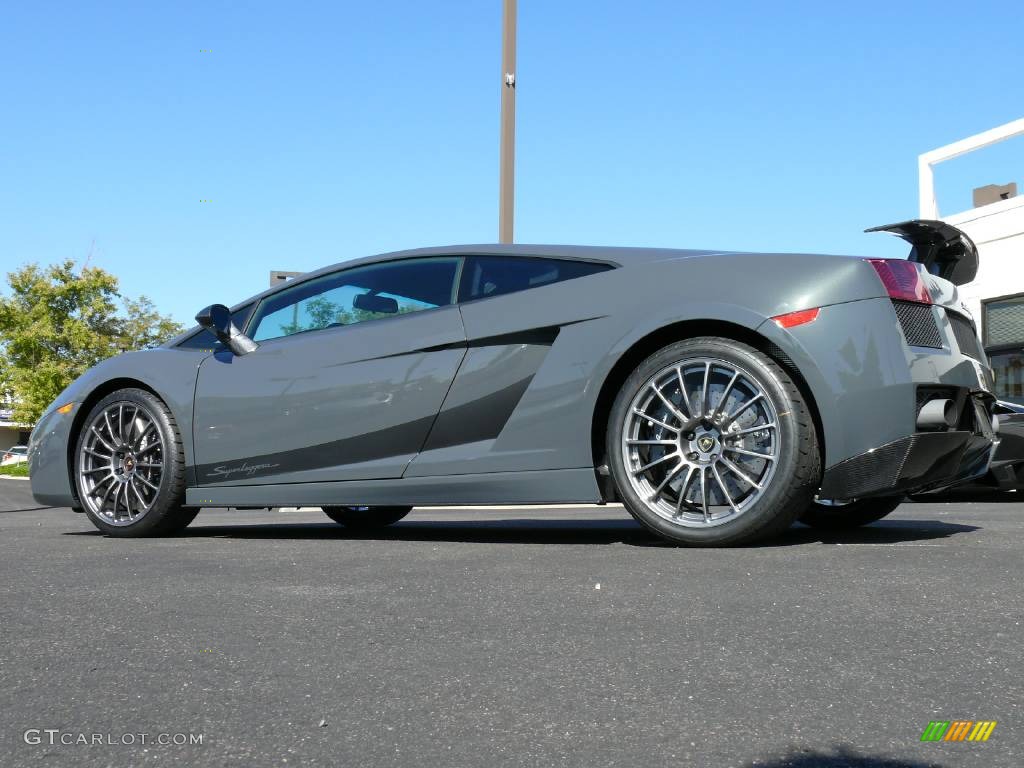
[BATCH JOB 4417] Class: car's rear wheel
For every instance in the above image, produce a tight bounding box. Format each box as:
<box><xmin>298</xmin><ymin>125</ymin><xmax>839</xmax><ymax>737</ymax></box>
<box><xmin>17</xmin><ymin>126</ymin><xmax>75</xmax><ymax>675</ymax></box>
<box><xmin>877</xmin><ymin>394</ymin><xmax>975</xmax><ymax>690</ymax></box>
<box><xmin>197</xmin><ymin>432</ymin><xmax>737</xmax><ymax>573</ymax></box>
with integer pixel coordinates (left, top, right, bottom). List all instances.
<box><xmin>799</xmin><ymin>497</ymin><xmax>903</xmax><ymax>529</ymax></box>
<box><xmin>607</xmin><ymin>337</ymin><xmax>821</xmax><ymax>546</ymax></box>
<box><xmin>322</xmin><ymin>505</ymin><xmax>412</xmax><ymax>529</ymax></box>
<box><xmin>74</xmin><ymin>388</ymin><xmax>197</xmax><ymax>537</ymax></box>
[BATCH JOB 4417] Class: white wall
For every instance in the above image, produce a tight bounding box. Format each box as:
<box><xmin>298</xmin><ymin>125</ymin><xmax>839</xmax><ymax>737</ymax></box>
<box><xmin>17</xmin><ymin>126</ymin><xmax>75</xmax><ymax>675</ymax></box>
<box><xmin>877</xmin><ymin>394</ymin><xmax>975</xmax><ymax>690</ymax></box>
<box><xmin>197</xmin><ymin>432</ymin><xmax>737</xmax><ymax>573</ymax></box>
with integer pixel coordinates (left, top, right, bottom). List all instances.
<box><xmin>0</xmin><ymin>426</ymin><xmax>25</xmax><ymax>452</ymax></box>
<box><xmin>947</xmin><ymin>195</ymin><xmax>1024</xmax><ymax>324</ymax></box>
<box><xmin>918</xmin><ymin>118</ymin><xmax>1024</xmax><ymax>328</ymax></box>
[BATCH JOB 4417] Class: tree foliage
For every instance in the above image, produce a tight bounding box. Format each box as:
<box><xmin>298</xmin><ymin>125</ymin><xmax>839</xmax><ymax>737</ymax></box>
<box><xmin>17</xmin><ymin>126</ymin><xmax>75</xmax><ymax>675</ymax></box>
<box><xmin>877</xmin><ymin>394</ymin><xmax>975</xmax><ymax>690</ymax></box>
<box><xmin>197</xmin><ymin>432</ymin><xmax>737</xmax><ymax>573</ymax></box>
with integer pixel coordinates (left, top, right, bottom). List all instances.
<box><xmin>0</xmin><ymin>260</ymin><xmax>185</xmax><ymax>424</ymax></box>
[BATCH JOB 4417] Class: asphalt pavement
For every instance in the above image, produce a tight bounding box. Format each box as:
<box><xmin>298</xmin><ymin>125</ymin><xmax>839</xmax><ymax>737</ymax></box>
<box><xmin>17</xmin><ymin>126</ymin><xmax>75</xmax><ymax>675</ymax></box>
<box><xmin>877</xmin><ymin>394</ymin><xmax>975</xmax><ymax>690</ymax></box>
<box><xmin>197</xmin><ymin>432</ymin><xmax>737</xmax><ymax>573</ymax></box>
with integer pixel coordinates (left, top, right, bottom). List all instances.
<box><xmin>0</xmin><ymin>476</ymin><xmax>1021</xmax><ymax>768</ymax></box>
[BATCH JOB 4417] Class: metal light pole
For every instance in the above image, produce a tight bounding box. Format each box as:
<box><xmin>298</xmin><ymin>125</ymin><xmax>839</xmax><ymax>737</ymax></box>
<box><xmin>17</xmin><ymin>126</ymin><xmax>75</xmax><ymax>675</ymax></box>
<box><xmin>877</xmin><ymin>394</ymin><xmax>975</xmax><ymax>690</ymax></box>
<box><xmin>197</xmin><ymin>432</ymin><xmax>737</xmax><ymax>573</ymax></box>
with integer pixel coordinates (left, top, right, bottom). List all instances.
<box><xmin>498</xmin><ymin>0</ymin><xmax>517</xmax><ymax>244</ymax></box>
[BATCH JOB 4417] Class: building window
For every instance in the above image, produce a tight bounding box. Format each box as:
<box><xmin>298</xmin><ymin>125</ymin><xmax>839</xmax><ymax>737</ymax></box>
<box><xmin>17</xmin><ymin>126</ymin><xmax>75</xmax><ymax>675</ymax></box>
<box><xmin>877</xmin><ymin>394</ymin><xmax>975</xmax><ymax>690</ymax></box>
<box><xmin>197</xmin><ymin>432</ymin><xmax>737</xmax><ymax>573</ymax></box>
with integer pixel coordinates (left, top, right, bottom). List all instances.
<box><xmin>989</xmin><ymin>350</ymin><xmax>1024</xmax><ymax>403</ymax></box>
<box><xmin>983</xmin><ymin>293</ymin><xmax>1024</xmax><ymax>405</ymax></box>
<box><xmin>984</xmin><ymin>294</ymin><xmax>1024</xmax><ymax>348</ymax></box>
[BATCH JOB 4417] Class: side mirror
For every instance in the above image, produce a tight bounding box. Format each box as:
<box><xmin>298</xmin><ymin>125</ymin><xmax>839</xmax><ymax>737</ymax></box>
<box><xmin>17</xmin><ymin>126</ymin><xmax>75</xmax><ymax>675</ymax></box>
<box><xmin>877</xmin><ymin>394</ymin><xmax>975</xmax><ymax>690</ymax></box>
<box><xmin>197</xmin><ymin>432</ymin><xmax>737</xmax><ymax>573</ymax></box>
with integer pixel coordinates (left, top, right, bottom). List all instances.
<box><xmin>195</xmin><ymin>304</ymin><xmax>259</xmax><ymax>356</ymax></box>
<box><xmin>353</xmin><ymin>293</ymin><xmax>399</xmax><ymax>314</ymax></box>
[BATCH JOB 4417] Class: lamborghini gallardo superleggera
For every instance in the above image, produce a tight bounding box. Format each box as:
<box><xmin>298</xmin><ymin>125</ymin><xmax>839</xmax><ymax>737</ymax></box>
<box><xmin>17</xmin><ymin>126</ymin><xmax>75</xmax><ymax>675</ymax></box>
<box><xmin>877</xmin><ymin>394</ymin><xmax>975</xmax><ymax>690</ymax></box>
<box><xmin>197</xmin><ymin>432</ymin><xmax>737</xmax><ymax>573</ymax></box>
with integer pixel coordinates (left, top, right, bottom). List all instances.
<box><xmin>30</xmin><ymin>220</ymin><xmax>997</xmax><ymax>545</ymax></box>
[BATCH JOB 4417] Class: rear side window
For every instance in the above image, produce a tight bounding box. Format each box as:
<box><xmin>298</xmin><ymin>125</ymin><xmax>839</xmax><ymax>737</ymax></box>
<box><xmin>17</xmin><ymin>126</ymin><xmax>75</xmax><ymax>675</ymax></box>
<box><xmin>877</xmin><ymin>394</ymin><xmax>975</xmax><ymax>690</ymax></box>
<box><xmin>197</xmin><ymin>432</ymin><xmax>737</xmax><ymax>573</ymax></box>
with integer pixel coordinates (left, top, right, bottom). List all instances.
<box><xmin>459</xmin><ymin>256</ymin><xmax>612</xmax><ymax>302</ymax></box>
<box><xmin>176</xmin><ymin>304</ymin><xmax>254</xmax><ymax>350</ymax></box>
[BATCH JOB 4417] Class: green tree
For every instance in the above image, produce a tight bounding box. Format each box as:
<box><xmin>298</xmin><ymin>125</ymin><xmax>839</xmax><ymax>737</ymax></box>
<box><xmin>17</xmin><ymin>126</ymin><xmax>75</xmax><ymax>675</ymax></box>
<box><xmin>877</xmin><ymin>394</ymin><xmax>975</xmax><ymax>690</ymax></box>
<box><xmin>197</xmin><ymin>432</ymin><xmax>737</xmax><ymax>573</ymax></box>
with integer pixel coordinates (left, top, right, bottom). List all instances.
<box><xmin>120</xmin><ymin>295</ymin><xmax>185</xmax><ymax>350</ymax></box>
<box><xmin>0</xmin><ymin>260</ymin><xmax>185</xmax><ymax>424</ymax></box>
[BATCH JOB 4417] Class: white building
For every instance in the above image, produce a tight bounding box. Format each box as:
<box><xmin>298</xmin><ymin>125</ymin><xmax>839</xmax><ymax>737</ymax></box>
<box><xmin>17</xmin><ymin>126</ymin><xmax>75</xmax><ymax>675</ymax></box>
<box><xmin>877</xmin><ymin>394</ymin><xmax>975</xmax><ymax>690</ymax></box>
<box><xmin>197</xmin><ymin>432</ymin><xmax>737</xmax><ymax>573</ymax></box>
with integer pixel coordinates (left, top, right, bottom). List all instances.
<box><xmin>0</xmin><ymin>406</ymin><xmax>30</xmax><ymax>452</ymax></box>
<box><xmin>919</xmin><ymin>118</ymin><xmax>1024</xmax><ymax>403</ymax></box>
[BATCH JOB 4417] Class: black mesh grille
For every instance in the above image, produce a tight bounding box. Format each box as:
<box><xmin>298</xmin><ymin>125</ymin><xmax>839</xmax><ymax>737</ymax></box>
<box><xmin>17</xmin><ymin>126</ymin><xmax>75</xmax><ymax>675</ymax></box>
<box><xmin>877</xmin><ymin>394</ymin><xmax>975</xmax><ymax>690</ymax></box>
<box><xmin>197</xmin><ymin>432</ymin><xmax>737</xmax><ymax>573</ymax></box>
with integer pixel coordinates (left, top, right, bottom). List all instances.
<box><xmin>893</xmin><ymin>301</ymin><xmax>942</xmax><ymax>348</ymax></box>
<box><xmin>947</xmin><ymin>310</ymin><xmax>985</xmax><ymax>361</ymax></box>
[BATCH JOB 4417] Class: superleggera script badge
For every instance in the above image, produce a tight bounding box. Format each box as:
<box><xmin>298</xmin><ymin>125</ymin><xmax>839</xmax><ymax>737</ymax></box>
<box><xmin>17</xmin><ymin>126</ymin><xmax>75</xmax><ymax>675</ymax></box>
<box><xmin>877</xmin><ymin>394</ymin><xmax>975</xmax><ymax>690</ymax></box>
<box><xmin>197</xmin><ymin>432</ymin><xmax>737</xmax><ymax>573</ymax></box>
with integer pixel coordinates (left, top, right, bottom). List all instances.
<box><xmin>207</xmin><ymin>462</ymin><xmax>280</xmax><ymax>478</ymax></box>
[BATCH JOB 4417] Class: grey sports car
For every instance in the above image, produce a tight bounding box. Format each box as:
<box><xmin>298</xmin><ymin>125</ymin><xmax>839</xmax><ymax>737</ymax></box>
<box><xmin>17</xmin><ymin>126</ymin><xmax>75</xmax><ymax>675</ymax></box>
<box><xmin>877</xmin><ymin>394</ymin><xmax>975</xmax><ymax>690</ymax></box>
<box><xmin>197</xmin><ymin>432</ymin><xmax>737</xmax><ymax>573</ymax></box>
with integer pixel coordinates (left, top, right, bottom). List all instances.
<box><xmin>29</xmin><ymin>219</ymin><xmax>997</xmax><ymax>545</ymax></box>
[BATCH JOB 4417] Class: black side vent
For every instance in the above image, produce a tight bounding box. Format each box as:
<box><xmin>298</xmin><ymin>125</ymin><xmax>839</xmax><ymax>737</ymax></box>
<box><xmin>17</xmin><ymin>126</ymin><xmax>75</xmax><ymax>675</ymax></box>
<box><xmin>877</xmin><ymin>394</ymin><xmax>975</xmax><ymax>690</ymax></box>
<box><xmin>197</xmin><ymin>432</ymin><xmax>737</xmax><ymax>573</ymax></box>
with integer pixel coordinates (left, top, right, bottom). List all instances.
<box><xmin>892</xmin><ymin>301</ymin><xmax>942</xmax><ymax>348</ymax></box>
<box><xmin>947</xmin><ymin>310</ymin><xmax>985</xmax><ymax>361</ymax></box>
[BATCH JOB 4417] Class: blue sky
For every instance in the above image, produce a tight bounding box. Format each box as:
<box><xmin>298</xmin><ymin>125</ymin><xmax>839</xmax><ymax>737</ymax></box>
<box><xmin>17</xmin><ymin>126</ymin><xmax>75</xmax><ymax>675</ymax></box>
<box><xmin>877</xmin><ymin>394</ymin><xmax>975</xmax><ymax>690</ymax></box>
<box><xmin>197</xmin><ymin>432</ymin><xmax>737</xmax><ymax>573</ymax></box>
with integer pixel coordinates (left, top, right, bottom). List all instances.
<box><xmin>2</xmin><ymin>1</ymin><xmax>1022</xmax><ymax>325</ymax></box>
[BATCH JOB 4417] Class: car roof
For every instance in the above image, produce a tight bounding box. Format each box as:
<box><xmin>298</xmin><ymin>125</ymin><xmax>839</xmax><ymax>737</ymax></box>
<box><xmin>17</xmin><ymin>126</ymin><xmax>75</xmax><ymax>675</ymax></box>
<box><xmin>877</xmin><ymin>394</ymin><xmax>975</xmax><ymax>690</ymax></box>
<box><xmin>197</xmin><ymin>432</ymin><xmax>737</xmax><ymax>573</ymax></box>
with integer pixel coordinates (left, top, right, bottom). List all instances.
<box><xmin>165</xmin><ymin>244</ymin><xmax>727</xmax><ymax>346</ymax></box>
<box><xmin>244</xmin><ymin>243</ymin><xmax>722</xmax><ymax>305</ymax></box>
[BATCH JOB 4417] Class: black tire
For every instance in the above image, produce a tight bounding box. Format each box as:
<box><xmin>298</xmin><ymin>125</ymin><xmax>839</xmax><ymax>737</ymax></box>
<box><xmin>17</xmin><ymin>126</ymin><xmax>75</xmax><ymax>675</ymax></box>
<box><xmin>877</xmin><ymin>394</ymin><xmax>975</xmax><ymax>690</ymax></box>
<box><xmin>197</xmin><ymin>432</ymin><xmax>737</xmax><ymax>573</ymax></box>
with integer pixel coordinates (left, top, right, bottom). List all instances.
<box><xmin>73</xmin><ymin>388</ymin><xmax>197</xmax><ymax>537</ymax></box>
<box><xmin>799</xmin><ymin>497</ymin><xmax>903</xmax><ymax>529</ymax></box>
<box><xmin>322</xmin><ymin>505</ymin><xmax>412</xmax><ymax>529</ymax></box>
<box><xmin>607</xmin><ymin>337</ymin><xmax>821</xmax><ymax>546</ymax></box>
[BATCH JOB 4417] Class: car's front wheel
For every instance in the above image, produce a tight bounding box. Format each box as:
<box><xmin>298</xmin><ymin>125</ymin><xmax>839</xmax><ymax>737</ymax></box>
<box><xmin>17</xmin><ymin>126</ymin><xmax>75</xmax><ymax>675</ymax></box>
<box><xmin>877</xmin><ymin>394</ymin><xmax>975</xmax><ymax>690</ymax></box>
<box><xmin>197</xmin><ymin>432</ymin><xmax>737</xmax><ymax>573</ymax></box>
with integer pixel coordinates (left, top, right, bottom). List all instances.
<box><xmin>74</xmin><ymin>388</ymin><xmax>197</xmax><ymax>537</ymax></box>
<box><xmin>607</xmin><ymin>337</ymin><xmax>821</xmax><ymax>546</ymax></box>
<box><xmin>322</xmin><ymin>506</ymin><xmax>412</xmax><ymax>529</ymax></box>
<box><xmin>799</xmin><ymin>497</ymin><xmax>903</xmax><ymax>529</ymax></box>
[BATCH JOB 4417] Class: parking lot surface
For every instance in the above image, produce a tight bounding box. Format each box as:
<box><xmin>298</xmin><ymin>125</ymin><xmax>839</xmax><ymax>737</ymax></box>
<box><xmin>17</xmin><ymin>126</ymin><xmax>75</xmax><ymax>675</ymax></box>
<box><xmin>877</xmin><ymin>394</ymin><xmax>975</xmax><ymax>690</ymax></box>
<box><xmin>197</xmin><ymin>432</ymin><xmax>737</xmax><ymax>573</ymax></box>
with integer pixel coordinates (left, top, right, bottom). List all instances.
<box><xmin>1</xmin><ymin>476</ymin><xmax>1021</xmax><ymax>767</ymax></box>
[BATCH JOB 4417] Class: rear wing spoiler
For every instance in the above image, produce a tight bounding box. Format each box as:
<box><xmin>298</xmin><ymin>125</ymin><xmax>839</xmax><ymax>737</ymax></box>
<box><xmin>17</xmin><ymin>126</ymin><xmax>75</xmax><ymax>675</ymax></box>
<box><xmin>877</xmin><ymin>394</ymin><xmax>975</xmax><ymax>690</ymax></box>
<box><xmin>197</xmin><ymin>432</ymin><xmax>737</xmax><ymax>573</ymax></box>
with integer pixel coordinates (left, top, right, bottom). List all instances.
<box><xmin>865</xmin><ymin>219</ymin><xmax>978</xmax><ymax>285</ymax></box>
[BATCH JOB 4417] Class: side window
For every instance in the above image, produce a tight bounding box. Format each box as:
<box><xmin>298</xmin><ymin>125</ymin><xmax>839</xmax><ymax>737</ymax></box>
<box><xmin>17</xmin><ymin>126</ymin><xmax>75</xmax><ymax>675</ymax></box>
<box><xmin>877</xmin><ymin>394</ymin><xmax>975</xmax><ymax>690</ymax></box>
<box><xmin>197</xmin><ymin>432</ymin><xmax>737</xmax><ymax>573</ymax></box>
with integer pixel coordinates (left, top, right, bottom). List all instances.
<box><xmin>176</xmin><ymin>304</ymin><xmax>254</xmax><ymax>350</ymax></box>
<box><xmin>249</xmin><ymin>257</ymin><xmax>460</xmax><ymax>342</ymax></box>
<box><xmin>460</xmin><ymin>256</ymin><xmax>613</xmax><ymax>301</ymax></box>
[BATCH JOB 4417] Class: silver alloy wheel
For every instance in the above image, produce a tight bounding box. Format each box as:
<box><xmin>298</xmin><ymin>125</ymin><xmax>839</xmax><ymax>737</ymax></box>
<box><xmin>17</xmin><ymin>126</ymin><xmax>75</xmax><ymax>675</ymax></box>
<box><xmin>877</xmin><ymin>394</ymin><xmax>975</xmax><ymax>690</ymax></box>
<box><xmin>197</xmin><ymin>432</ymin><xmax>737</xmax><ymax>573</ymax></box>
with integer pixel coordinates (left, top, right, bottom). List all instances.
<box><xmin>77</xmin><ymin>401</ymin><xmax>165</xmax><ymax>526</ymax></box>
<box><xmin>620</xmin><ymin>356</ymin><xmax>779</xmax><ymax>528</ymax></box>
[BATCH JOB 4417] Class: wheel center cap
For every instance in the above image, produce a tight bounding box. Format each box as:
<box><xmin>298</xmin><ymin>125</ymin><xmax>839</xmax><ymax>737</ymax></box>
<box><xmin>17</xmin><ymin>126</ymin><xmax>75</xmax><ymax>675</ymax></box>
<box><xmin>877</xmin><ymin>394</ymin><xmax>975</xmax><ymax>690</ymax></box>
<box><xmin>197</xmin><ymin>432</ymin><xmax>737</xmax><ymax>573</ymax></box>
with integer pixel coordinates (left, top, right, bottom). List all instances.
<box><xmin>688</xmin><ymin>428</ymin><xmax>721</xmax><ymax>463</ymax></box>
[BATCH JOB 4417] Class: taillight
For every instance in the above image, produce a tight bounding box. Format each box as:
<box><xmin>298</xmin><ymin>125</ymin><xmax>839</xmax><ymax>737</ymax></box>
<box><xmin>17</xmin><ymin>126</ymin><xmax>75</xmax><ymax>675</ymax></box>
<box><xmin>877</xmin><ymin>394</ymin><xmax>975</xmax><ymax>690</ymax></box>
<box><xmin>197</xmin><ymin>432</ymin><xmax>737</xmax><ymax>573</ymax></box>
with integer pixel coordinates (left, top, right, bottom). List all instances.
<box><xmin>867</xmin><ymin>259</ymin><xmax>932</xmax><ymax>304</ymax></box>
<box><xmin>772</xmin><ymin>307</ymin><xmax>820</xmax><ymax>328</ymax></box>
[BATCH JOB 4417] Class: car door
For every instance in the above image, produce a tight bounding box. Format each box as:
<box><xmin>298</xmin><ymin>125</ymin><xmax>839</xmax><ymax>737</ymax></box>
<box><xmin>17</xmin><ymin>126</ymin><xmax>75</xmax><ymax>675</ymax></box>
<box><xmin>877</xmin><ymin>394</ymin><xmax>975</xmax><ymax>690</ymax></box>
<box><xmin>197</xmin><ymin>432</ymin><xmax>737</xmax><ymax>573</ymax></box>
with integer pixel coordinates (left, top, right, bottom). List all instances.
<box><xmin>407</xmin><ymin>254</ymin><xmax>615</xmax><ymax>477</ymax></box>
<box><xmin>192</xmin><ymin>256</ymin><xmax>466</xmax><ymax>485</ymax></box>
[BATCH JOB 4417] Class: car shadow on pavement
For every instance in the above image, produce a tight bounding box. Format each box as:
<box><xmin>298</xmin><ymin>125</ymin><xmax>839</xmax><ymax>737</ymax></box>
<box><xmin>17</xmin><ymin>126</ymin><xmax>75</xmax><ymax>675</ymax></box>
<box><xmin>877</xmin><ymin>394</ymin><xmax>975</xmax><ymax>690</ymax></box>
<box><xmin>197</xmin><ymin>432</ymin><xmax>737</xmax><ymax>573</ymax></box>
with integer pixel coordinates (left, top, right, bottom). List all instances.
<box><xmin>912</xmin><ymin>490</ymin><xmax>1021</xmax><ymax>503</ymax></box>
<box><xmin>59</xmin><ymin>516</ymin><xmax>978</xmax><ymax>547</ymax></box>
<box><xmin>748</xmin><ymin>745</ymin><xmax>943</xmax><ymax>767</ymax></box>
<box><xmin>778</xmin><ymin>519</ymin><xmax>979</xmax><ymax>546</ymax></box>
<box><xmin>181</xmin><ymin>518</ymin><xmax>660</xmax><ymax>546</ymax></box>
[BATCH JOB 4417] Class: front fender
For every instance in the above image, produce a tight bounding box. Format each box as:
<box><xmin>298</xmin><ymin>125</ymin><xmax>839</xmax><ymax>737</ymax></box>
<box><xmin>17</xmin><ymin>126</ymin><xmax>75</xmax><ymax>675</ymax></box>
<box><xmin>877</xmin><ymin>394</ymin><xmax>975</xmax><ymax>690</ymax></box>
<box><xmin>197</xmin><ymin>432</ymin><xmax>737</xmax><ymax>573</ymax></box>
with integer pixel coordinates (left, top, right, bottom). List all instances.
<box><xmin>29</xmin><ymin>348</ymin><xmax>208</xmax><ymax>507</ymax></box>
<box><xmin>28</xmin><ymin>404</ymin><xmax>77</xmax><ymax>507</ymax></box>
